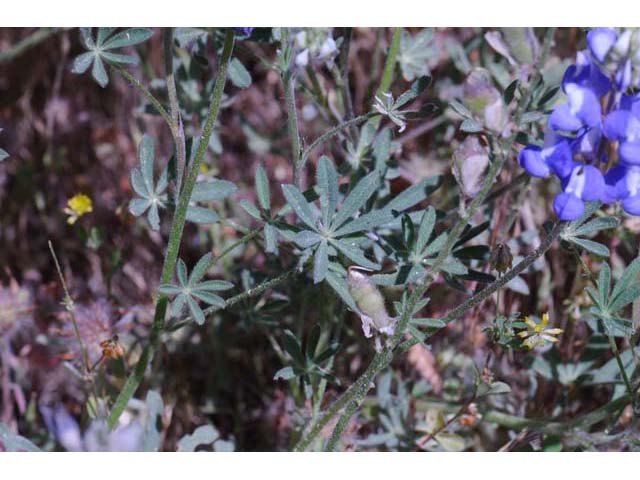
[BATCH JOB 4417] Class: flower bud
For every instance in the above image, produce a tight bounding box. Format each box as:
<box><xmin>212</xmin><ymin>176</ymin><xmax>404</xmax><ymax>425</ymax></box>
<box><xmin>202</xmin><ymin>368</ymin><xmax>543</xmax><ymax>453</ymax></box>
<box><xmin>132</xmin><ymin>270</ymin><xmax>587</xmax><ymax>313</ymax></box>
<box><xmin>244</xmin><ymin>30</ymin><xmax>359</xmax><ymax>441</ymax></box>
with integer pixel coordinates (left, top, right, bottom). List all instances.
<box><xmin>347</xmin><ymin>267</ymin><xmax>396</xmax><ymax>338</ymax></box>
<box><xmin>452</xmin><ymin>136</ymin><xmax>490</xmax><ymax>198</ymax></box>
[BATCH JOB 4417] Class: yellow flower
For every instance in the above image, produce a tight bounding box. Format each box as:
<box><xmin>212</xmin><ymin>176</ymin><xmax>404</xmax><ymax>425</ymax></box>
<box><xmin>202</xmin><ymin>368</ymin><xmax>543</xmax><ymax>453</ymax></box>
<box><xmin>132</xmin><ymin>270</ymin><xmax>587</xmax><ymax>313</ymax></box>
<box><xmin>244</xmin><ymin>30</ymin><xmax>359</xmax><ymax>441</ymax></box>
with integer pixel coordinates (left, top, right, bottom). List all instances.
<box><xmin>518</xmin><ymin>313</ymin><xmax>563</xmax><ymax>350</ymax></box>
<box><xmin>64</xmin><ymin>193</ymin><xmax>93</xmax><ymax>224</ymax></box>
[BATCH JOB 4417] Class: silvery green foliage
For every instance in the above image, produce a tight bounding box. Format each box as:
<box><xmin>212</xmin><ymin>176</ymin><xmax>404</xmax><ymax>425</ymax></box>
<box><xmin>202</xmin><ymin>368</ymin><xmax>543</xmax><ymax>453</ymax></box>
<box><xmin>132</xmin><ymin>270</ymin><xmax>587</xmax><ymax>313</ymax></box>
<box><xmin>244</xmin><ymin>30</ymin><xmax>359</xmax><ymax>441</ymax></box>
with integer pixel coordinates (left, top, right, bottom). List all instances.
<box><xmin>228</xmin><ymin>57</ymin><xmax>252</xmax><ymax>89</ymax></box>
<box><xmin>485</xmin><ymin>28</ymin><xmax>541</xmax><ymax>67</ymax></box>
<box><xmin>71</xmin><ymin>28</ymin><xmax>153</xmax><ymax>87</ymax></box>
<box><xmin>128</xmin><ymin>136</ymin><xmax>236</xmax><ymax>230</ymax></box>
<box><xmin>159</xmin><ymin>253</ymin><xmax>234</xmax><ymax>325</ymax></box>
<box><xmin>177</xmin><ymin>424</ymin><xmax>234</xmax><ymax>452</ymax></box>
<box><xmin>373</xmin><ymin>76</ymin><xmax>434</xmax><ymax>132</ymax></box>
<box><xmin>586</xmin><ymin>257</ymin><xmax>640</xmax><ymax>338</ymax></box>
<box><xmin>560</xmin><ymin>202</ymin><xmax>619</xmax><ymax>258</ymax></box>
<box><xmin>452</xmin><ymin>136</ymin><xmax>490</xmax><ymax>198</ymax></box>
<box><xmin>0</xmin><ymin>422</ymin><xmax>41</xmax><ymax>451</ymax></box>
<box><xmin>398</xmin><ymin>28</ymin><xmax>434</xmax><ymax>81</ymax></box>
<box><xmin>240</xmin><ymin>164</ymin><xmax>279</xmax><ymax>254</ymax></box>
<box><xmin>141</xmin><ymin>390</ymin><xmax>164</xmax><ymax>452</ymax></box>
<box><xmin>128</xmin><ymin>135</ymin><xmax>168</xmax><ymax>231</ymax></box>
<box><xmin>273</xmin><ymin>326</ymin><xmax>340</xmax><ymax>398</ymax></box>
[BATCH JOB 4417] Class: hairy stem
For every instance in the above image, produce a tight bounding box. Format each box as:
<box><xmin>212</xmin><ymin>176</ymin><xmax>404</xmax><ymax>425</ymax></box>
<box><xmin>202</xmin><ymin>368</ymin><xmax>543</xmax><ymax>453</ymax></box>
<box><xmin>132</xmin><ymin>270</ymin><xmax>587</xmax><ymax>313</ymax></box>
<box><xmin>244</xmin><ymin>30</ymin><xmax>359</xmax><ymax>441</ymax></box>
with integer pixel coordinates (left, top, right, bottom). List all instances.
<box><xmin>112</xmin><ymin>64</ymin><xmax>176</xmax><ymax>134</ymax></box>
<box><xmin>284</xmin><ymin>64</ymin><xmax>303</xmax><ymax>187</ymax></box>
<box><xmin>163</xmin><ymin>28</ymin><xmax>187</xmax><ymax>192</ymax></box>
<box><xmin>107</xmin><ymin>29</ymin><xmax>235</xmax><ymax>429</ymax></box>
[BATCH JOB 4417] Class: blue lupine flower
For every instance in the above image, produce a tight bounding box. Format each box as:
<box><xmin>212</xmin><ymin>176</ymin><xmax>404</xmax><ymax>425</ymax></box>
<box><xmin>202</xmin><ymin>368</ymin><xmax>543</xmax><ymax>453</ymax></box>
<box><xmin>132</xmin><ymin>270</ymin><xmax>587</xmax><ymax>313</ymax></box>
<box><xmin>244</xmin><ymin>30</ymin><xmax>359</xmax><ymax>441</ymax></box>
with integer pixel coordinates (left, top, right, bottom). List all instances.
<box><xmin>548</xmin><ymin>84</ymin><xmax>601</xmax><ymax>132</ymax></box>
<box><xmin>588</xmin><ymin>28</ymin><xmax>617</xmax><ymax>63</ymax></box>
<box><xmin>519</xmin><ymin>28</ymin><xmax>640</xmax><ymax>221</ymax></box>
<box><xmin>562</xmin><ymin>50</ymin><xmax>611</xmax><ymax>97</ymax></box>
<box><xmin>233</xmin><ymin>28</ymin><xmax>254</xmax><ymax>36</ymax></box>
<box><xmin>518</xmin><ymin>131</ymin><xmax>573</xmax><ymax>179</ymax></box>
<box><xmin>603</xmin><ymin>94</ymin><xmax>640</xmax><ymax>166</ymax></box>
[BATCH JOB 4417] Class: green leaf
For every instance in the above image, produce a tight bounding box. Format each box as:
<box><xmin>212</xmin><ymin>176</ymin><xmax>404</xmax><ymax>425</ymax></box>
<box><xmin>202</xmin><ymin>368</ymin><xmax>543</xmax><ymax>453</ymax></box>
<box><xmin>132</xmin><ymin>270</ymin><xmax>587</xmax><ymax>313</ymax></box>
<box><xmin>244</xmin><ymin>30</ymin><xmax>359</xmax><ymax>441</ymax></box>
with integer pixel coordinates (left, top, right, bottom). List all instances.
<box><xmin>191</xmin><ymin>179</ymin><xmax>237</xmax><ymax>202</ymax></box>
<box><xmin>398</xmin><ymin>28</ymin><xmax>433</xmax><ymax>81</ymax></box>
<box><xmin>100</xmin><ymin>28</ymin><xmax>153</xmax><ymax>50</ymax></box>
<box><xmin>316</xmin><ymin>156</ymin><xmax>339</xmax><ymax>227</ymax></box>
<box><xmin>176</xmin><ymin>259</ymin><xmax>188</xmax><ymax>286</ymax></box>
<box><xmin>273</xmin><ymin>366</ymin><xmax>297</xmax><ymax>381</ymax></box>
<box><xmin>190</xmin><ymin>290</ymin><xmax>225</xmax><ymax>309</ymax></box>
<box><xmin>331</xmin><ymin>209</ymin><xmax>394</xmax><ymax>237</ymax></box>
<box><xmin>187</xmin><ymin>296</ymin><xmax>205</xmax><ymax>325</ymax></box>
<box><xmin>0</xmin><ymin>149</ymin><xmax>8</xmax><ymax>162</ymax></box>
<box><xmin>610</xmin><ymin>257</ymin><xmax>640</xmax><ymax>305</ymax></box>
<box><xmin>608</xmin><ymin>283</ymin><xmax>640</xmax><ymax>313</ymax></box>
<box><xmin>415</xmin><ymin>207</ymin><xmax>436</xmax><ymax>255</ymax></box>
<box><xmin>331</xmin><ymin>171</ymin><xmax>379</xmax><ymax>231</ymax></box>
<box><xmin>573</xmin><ymin>216</ymin><xmax>619</xmax><ymax>236</ymax></box>
<box><xmin>306</xmin><ymin>324</ymin><xmax>321</xmax><ymax>360</ymax></box>
<box><xmin>384</xmin><ymin>176</ymin><xmax>442</xmax><ymax>213</ymax></box>
<box><xmin>313</xmin><ymin>240</ymin><xmax>329</xmax><ymax>284</ymax></box>
<box><xmin>282</xmin><ymin>184</ymin><xmax>317</xmax><ymax>231</ymax></box>
<box><xmin>283</xmin><ymin>330</ymin><xmax>305</xmax><ymax>366</ymax></box>
<box><xmin>177</xmin><ymin>425</ymin><xmax>219</xmax><ymax>452</ymax></box>
<box><xmin>71</xmin><ymin>28</ymin><xmax>153</xmax><ymax>87</ymax></box>
<box><xmin>255</xmin><ymin>164</ymin><xmax>270</xmax><ymax>211</ymax></box>
<box><xmin>264</xmin><ymin>223</ymin><xmax>278</xmax><ymax>253</ymax></box>
<box><xmin>196</xmin><ymin>280</ymin><xmax>234</xmax><ymax>291</ymax></box>
<box><xmin>568</xmin><ymin>237</ymin><xmax>610</xmax><ymax>257</ymax></box>
<box><xmin>186</xmin><ymin>206</ymin><xmax>219</xmax><ymax>224</ymax></box>
<box><xmin>435</xmin><ymin>432</ymin><xmax>465</xmax><ymax>452</ymax></box>
<box><xmin>228</xmin><ymin>57</ymin><xmax>252</xmax><ymax>88</ymax></box>
<box><xmin>460</xmin><ymin>118</ymin><xmax>483</xmax><ymax>133</ymax></box>
<box><xmin>331</xmin><ymin>238</ymin><xmax>380</xmax><ymax>270</ymax></box>
<box><xmin>395</xmin><ymin>75</ymin><xmax>432</xmax><ymax>109</ymax></box>
<box><xmin>294</xmin><ymin>230</ymin><xmax>323</xmax><ymax>249</ymax></box>
<box><xmin>597</xmin><ymin>263</ymin><xmax>611</xmax><ymax>307</ymax></box>
<box><xmin>189</xmin><ymin>253</ymin><xmax>213</xmax><ymax>286</ymax></box>
<box><xmin>0</xmin><ymin>423</ymin><xmax>41</xmax><ymax>452</ymax></box>
<box><xmin>449</xmin><ymin>99</ymin><xmax>474</xmax><ymax>120</ymax></box>
<box><xmin>241</xmin><ymin>200</ymin><xmax>262</xmax><ymax>220</ymax></box>
<box><xmin>142</xmin><ymin>390</ymin><xmax>164</xmax><ymax>452</ymax></box>
<box><xmin>158</xmin><ymin>284</ymin><xmax>183</xmax><ymax>295</ymax></box>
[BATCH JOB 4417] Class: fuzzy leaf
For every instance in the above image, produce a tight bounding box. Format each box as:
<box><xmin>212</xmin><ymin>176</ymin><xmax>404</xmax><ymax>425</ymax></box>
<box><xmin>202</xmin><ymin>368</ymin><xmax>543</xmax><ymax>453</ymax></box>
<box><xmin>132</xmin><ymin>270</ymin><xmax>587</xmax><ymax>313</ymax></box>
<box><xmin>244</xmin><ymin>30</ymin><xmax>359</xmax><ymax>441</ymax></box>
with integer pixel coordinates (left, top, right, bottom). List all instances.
<box><xmin>282</xmin><ymin>184</ymin><xmax>317</xmax><ymax>231</ymax></box>
<box><xmin>331</xmin><ymin>171</ymin><xmax>379</xmax><ymax>231</ymax></box>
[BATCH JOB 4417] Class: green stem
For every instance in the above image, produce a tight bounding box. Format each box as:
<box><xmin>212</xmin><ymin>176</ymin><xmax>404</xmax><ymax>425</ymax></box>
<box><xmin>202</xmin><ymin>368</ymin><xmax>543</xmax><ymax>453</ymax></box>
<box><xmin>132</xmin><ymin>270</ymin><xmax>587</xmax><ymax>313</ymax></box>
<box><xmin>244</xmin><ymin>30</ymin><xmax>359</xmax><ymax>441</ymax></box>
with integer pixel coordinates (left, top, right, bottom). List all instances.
<box><xmin>295</xmin><ymin>62</ymin><xmax>541</xmax><ymax>450</ymax></box>
<box><xmin>112</xmin><ymin>64</ymin><xmax>175</xmax><ymax>134</ymax></box>
<box><xmin>299</xmin><ymin>112</ymin><xmax>378</xmax><ymax>166</ymax></box>
<box><xmin>0</xmin><ymin>28</ymin><xmax>57</xmax><ymax>64</ymax></box>
<box><xmin>572</xmin><ymin>250</ymin><xmax>637</xmax><ymax>409</ymax></box>
<box><xmin>107</xmin><ymin>29</ymin><xmax>235</xmax><ymax>430</ymax></box>
<box><xmin>163</xmin><ymin>28</ymin><xmax>187</xmax><ymax>192</ymax></box>
<box><xmin>377</xmin><ymin>28</ymin><xmax>402</xmax><ymax>97</ymax></box>
<box><xmin>48</xmin><ymin>241</ymin><xmax>90</xmax><ymax>374</ymax></box>
<box><xmin>284</xmin><ymin>68</ymin><xmax>303</xmax><ymax>187</ymax></box>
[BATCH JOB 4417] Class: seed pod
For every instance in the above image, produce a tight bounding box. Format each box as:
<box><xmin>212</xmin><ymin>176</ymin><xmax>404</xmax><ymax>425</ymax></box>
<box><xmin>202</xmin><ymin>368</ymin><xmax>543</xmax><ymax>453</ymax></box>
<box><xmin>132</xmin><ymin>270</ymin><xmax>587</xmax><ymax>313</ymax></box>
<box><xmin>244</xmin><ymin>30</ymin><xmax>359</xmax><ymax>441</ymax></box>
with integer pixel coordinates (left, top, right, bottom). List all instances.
<box><xmin>452</xmin><ymin>136</ymin><xmax>490</xmax><ymax>198</ymax></box>
<box><xmin>347</xmin><ymin>267</ymin><xmax>396</xmax><ymax>338</ymax></box>
<box><xmin>463</xmin><ymin>68</ymin><xmax>507</xmax><ymax>133</ymax></box>
<box><xmin>489</xmin><ymin>243</ymin><xmax>513</xmax><ymax>274</ymax></box>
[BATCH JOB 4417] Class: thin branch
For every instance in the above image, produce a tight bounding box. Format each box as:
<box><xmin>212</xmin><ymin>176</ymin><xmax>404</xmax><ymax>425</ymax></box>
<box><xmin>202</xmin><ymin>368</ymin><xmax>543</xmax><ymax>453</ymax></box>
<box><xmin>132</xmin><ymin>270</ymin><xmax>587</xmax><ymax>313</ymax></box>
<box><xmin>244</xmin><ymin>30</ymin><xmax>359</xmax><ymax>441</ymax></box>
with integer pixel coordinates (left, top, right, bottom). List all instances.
<box><xmin>107</xmin><ymin>29</ymin><xmax>236</xmax><ymax>430</ymax></box>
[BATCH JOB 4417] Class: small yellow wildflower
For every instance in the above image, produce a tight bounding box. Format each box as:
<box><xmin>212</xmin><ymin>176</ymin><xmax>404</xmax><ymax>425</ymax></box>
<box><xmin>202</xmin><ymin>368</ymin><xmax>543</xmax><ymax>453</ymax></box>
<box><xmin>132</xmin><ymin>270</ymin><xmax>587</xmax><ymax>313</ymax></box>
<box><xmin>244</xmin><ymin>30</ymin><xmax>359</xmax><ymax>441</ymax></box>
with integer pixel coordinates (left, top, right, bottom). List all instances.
<box><xmin>518</xmin><ymin>313</ymin><xmax>563</xmax><ymax>350</ymax></box>
<box><xmin>64</xmin><ymin>193</ymin><xmax>93</xmax><ymax>224</ymax></box>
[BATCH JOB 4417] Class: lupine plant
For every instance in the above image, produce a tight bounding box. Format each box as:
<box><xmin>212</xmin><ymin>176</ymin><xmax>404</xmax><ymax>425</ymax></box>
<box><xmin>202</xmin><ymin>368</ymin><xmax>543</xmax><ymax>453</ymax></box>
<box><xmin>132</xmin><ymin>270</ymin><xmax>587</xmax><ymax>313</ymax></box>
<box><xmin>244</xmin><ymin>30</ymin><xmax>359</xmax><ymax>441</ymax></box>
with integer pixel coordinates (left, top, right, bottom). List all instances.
<box><xmin>1</xmin><ymin>27</ymin><xmax>640</xmax><ymax>453</ymax></box>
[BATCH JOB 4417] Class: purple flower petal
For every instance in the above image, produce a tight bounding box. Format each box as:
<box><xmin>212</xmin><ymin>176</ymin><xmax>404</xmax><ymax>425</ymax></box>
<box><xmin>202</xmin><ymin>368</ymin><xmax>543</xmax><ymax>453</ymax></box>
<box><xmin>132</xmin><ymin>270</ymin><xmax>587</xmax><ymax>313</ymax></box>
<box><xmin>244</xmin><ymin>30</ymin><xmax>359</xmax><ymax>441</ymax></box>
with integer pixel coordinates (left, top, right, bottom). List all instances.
<box><xmin>604</xmin><ymin>110</ymin><xmax>635</xmax><ymax>141</ymax></box>
<box><xmin>622</xmin><ymin>194</ymin><xmax>640</xmax><ymax>215</ymax></box>
<box><xmin>587</xmin><ymin>28</ymin><xmax>617</xmax><ymax>63</ymax></box>
<box><xmin>518</xmin><ymin>146</ymin><xmax>550</xmax><ymax>177</ymax></box>
<box><xmin>549</xmin><ymin>104</ymin><xmax>583</xmax><ymax>132</ymax></box>
<box><xmin>619</xmin><ymin>140</ymin><xmax>640</xmax><ymax>166</ymax></box>
<box><xmin>603</xmin><ymin>165</ymin><xmax>629</xmax><ymax>203</ymax></box>
<box><xmin>554</xmin><ymin>192</ymin><xmax>585</xmax><ymax>220</ymax></box>
<box><xmin>544</xmin><ymin>140</ymin><xmax>574</xmax><ymax>179</ymax></box>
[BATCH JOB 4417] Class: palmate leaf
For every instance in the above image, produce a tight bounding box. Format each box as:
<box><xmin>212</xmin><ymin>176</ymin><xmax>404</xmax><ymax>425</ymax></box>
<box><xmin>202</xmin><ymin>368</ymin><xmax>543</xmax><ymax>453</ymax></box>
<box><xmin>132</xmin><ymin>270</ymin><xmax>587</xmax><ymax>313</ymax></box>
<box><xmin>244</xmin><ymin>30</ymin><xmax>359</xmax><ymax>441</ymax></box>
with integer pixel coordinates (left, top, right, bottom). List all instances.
<box><xmin>71</xmin><ymin>28</ymin><xmax>153</xmax><ymax>87</ymax></box>
<box><xmin>398</xmin><ymin>28</ymin><xmax>434</xmax><ymax>81</ymax></box>
<box><xmin>128</xmin><ymin>135</ymin><xmax>168</xmax><ymax>231</ymax></box>
<box><xmin>159</xmin><ymin>253</ymin><xmax>234</xmax><ymax>325</ymax></box>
